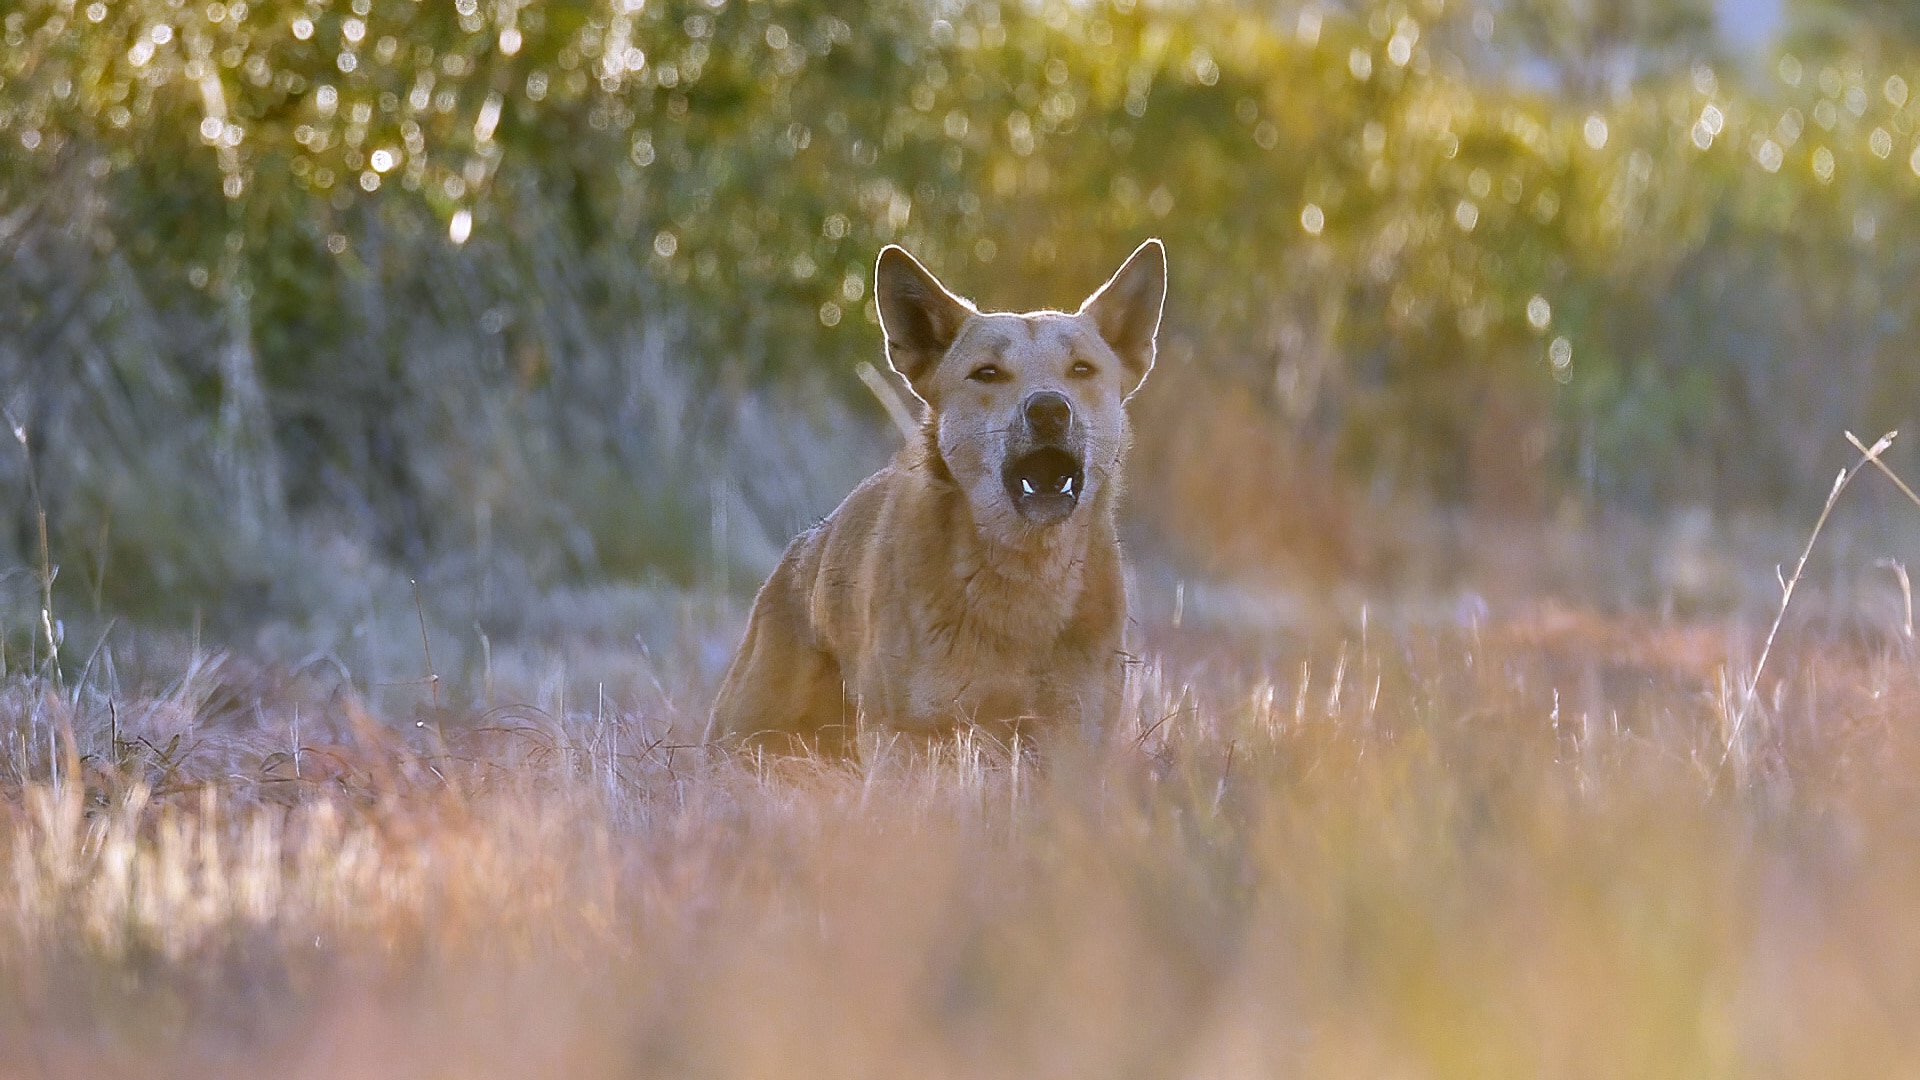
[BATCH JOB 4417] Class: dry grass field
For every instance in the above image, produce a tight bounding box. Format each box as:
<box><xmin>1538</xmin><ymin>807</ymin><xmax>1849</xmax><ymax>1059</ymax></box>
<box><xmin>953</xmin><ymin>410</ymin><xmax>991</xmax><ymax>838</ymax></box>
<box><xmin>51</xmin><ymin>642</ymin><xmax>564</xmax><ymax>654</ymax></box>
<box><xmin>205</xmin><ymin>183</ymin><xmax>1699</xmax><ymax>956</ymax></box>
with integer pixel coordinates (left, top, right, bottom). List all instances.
<box><xmin>15</xmin><ymin>0</ymin><xmax>1920</xmax><ymax>1072</ymax></box>
<box><xmin>6</xmin><ymin>543</ymin><xmax>1920</xmax><ymax>1078</ymax></box>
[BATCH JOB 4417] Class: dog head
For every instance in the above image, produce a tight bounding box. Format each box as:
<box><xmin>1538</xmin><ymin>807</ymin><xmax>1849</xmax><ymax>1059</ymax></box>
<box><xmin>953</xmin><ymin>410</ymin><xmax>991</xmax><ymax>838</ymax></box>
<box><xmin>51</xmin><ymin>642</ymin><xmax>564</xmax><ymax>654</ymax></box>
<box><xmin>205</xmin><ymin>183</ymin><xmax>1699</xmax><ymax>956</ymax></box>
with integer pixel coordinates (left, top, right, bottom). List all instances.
<box><xmin>874</xmin><ymin>239</ymin><xmax>1165</xmax><ymax>535</ymax></box>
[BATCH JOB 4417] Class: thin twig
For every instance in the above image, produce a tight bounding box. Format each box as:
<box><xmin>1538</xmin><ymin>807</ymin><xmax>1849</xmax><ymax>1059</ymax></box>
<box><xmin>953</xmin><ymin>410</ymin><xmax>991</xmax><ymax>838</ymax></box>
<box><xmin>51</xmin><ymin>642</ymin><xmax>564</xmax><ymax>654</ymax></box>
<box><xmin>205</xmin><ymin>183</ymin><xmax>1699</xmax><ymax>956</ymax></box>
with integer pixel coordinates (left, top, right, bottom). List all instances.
<box><xmin>1848</xmin><ymin>430</ymin><xmax>1920</xmax><ymax>643</ymax></box>
<box><xmin>854</xmin><ymin>360</ymin><xmax>922</xmax><ymax>442</ymax></box>
<box><xmin>72</xmin><ymin>617</ymin><xmax>117</xmax><ymax>705</ymax></box>
<box><xmin>1876</xmin><ymin>559</ymin><xmax>1912</xmax><ymax>640</ymax></box>
<box><xmin>6</xmin><ymin>405</ymin><xmax>63</xmax><ymax>690</ymax></box>
<box><xmin>1847</xmin><ymin>430</ymin><xmax>1920</xmax><ymax>512</ymax></box>
<box><xmin>1716</xmin><ymin>430</ymin><xmax>1896</xmax><ymax>787</ymax></box>
<box><xmin>411</xmin><ymin>579</ymin><xmax>440</xmax><ymax>709</ymax></box>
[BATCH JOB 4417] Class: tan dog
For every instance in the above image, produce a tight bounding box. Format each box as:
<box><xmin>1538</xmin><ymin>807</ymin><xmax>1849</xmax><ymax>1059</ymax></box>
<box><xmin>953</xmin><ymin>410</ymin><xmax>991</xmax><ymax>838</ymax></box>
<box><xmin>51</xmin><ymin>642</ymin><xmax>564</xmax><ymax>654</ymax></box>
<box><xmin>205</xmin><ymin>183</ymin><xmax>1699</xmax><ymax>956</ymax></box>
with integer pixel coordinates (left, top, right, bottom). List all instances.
<box><xmin>707</xmin><ymin>240</ymin><xmax>1166</xmax><ymax>753</ymax></box>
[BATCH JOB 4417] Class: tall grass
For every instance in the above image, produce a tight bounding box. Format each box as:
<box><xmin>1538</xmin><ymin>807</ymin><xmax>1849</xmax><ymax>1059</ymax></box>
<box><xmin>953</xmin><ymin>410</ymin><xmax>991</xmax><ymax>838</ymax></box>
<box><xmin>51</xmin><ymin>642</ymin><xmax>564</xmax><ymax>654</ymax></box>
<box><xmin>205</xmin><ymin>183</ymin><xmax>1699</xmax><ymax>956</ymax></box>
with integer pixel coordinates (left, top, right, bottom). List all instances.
<box><xmin>5</xmin><ymin>585</ymin><xmax>1920</xmax><ymax>1077</ymax></box>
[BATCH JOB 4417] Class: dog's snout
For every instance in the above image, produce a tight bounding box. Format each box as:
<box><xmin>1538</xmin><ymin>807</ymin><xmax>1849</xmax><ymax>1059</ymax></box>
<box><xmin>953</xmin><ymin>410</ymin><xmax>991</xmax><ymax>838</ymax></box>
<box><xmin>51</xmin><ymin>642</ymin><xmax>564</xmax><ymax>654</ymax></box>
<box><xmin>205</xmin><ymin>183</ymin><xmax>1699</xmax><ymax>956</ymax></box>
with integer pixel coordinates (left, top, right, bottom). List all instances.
<box><xmin>1023</xmin><ymin>391</ymin><xmax>1072</xmax><ymax>440</ymax></box>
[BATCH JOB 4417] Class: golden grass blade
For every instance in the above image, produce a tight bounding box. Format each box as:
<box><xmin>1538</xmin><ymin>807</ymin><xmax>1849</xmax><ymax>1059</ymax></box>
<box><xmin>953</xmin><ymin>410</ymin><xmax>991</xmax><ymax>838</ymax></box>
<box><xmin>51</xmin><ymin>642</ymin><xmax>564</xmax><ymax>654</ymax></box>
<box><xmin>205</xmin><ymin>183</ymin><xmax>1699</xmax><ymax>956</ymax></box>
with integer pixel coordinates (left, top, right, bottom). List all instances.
<box><xmin>1715</xmin><ymin>430</ymin><xmax>1897</xmax><ymax>789</ymax></box>
<box><xmin>1846</xmin><ymin>429</ymin><xmax>1920</xmax><ymax>512</ymax></box>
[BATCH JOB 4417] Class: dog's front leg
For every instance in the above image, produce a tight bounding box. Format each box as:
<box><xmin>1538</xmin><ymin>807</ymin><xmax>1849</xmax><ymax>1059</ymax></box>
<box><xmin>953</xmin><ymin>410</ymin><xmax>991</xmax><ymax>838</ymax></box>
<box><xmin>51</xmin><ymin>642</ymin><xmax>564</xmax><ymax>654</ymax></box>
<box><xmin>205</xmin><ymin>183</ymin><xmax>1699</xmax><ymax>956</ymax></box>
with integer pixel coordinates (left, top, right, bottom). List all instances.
<box><xmin>706</xmin><ymin>558</ymin><xmax>853</xmax><ymax>755</ymax></box>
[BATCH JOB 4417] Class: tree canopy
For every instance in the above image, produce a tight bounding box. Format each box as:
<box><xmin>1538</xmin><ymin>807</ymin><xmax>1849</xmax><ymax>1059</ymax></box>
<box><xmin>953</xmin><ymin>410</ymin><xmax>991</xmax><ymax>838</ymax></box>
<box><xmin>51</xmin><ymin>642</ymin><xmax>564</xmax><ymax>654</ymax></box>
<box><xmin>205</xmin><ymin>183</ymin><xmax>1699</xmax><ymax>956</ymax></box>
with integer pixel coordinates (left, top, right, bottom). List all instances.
<box><xmin>5</xmin><ymin>0</ymin><xmax>1920</xmax><ymax>605</ymax></box>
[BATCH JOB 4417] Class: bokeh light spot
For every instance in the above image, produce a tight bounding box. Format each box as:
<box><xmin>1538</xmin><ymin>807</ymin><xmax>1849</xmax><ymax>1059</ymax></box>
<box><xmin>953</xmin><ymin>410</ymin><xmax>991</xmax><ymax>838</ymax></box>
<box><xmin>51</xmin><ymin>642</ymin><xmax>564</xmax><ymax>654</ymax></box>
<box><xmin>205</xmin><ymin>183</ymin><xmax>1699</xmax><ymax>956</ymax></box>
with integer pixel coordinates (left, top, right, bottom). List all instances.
<box><xmin>1548</xmin><ymin>337</ymin><xmax>1572</xmax><ymax>382</ymax></box>
<box><xmin>1583</xmin><ymin>114</ymin><xmax>1608</xmax><ymax>150</ymax></box>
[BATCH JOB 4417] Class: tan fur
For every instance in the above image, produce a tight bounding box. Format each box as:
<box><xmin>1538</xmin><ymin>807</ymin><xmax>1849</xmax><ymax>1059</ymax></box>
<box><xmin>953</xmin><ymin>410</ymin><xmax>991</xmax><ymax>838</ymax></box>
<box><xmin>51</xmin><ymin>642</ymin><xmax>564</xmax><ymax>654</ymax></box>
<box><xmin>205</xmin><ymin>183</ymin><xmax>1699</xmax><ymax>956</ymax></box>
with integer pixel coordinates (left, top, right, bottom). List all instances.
<box><xmin>707</xmin><ymin>240</ymin><xmax>1167</xmax><ymax>754</ymax></box>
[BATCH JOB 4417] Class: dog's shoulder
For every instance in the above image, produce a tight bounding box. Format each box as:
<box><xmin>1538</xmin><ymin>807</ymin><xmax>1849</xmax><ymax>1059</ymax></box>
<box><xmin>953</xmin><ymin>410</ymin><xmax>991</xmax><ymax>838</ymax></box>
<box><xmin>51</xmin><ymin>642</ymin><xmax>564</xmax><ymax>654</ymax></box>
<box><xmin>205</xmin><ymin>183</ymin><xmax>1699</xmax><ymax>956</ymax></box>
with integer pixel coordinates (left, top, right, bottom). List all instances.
<box><xmin>810</xmin><ymin>441</ymin><xmax>948</xmax><ymax>553</ymax></box>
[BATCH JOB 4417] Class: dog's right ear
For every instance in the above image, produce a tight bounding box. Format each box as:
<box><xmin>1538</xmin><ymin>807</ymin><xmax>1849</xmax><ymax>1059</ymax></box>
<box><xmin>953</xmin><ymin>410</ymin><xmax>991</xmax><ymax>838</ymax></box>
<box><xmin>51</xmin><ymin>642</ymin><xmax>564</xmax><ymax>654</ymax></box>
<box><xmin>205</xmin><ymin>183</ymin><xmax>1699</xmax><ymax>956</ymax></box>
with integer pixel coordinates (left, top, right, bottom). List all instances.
<box><xmin>1080</xmin><ymin>238</ymin><xmax>1166</xmax><ymax>398</ymax></box>
<box><xmin>875</xmin><ymin>246</ymin><xmax>974</xmax><ymax>399</ymax></box>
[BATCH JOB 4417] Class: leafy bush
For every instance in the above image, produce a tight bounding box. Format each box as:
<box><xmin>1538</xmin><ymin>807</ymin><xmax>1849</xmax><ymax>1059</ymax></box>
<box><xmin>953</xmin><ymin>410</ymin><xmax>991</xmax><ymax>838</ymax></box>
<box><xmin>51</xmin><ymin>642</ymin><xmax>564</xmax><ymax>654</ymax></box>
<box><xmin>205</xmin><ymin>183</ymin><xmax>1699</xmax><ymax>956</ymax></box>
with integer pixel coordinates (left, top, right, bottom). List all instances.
<box><xmin>5</xmin><ymin>0</ymin><xmax>1920</xmax><ymax>612</ymax></box>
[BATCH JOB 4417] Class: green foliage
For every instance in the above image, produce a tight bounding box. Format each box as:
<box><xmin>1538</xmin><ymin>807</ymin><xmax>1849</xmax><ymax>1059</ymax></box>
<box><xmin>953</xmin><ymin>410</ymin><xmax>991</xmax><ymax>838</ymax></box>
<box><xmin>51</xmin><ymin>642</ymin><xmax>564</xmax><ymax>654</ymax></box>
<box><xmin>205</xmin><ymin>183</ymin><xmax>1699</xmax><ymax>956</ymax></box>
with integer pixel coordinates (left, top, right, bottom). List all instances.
<box><xmin>1789</xmin><ymin>0</ymin><xmax>1920</xmax><ymax>51</ymax></box>
<box><xmin>6</xmin><ymin>0</ymin><xmax>1920</xmax><ymax>608</ymax></box>
<box><xmin>1505</xmin><ymin>0</ymin><xmax>1718</xmax><ymax>97</ymax></box>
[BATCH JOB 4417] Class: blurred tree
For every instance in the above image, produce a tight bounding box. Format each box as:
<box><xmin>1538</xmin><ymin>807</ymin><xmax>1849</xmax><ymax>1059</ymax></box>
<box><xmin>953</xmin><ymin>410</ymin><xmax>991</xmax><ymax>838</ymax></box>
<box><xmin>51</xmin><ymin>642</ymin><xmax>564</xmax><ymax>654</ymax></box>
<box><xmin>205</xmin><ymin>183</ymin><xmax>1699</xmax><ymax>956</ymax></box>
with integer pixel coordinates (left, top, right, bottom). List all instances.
<box><xmin>1504</xmin><ymin>0</ymin><xmax>1720</xmax><ymax>99</ymax></box>
<box><xmin>1785</xmin><ymin>0</ymin><xmax>1920</xmax><ymax>51</ymax></box>
<box><xmin>3</xmin><ymin>0</ymin><xmax>1920</xmax><ymax>610</ymax></box>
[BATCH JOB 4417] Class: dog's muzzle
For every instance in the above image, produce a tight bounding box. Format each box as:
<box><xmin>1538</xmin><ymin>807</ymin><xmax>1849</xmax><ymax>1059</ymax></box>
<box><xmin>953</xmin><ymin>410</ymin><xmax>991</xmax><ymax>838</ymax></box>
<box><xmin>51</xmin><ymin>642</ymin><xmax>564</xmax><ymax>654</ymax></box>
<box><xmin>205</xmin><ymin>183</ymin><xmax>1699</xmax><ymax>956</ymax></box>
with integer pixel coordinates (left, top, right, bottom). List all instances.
<box><xmin>1002</xmin><ymin>391</ymin><xmax>1085</xmax><ymax>525</ymax></box>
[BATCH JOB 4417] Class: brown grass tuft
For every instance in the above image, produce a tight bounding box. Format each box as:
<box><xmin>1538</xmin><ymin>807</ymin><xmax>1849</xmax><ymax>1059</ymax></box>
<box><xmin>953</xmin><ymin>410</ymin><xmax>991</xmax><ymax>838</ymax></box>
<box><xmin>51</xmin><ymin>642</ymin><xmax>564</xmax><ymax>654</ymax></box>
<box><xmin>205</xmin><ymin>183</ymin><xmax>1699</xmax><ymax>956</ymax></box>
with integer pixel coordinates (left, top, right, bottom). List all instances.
<box><xmin>5</xmin><ymin>598</ymin><xmax>1920</xmax><ymax>1077</ymax></box>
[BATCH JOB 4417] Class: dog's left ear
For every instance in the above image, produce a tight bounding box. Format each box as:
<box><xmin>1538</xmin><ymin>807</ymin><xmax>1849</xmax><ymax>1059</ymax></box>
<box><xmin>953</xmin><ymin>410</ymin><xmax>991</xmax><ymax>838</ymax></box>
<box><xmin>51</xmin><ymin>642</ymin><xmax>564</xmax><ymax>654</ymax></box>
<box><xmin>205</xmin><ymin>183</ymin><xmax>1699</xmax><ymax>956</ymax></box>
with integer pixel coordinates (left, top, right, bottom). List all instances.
<box><xmin>1079</xmin><ymin>238</ymin><xmax>1166</xmax><ymax>397</ymax></box>
<box><xmin>876</xmin><ymin>245</ymin><xmax>975</xmax><ymax>401</ymax></box>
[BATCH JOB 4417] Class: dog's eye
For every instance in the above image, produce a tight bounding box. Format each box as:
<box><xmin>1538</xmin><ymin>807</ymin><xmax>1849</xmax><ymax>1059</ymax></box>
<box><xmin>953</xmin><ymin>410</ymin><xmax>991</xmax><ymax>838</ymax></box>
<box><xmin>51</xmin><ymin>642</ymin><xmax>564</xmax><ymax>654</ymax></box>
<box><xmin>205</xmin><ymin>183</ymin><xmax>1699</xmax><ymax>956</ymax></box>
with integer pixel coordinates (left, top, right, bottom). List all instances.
<box><xmin>1069</xmin><ymin>359</ymin><xmax>1097</xmax><ymax>377</ymax></box>
<box><xmin>967</xmin><ymin>364</ymin><xmax>1005</xmax><ymax>383</ymax></box>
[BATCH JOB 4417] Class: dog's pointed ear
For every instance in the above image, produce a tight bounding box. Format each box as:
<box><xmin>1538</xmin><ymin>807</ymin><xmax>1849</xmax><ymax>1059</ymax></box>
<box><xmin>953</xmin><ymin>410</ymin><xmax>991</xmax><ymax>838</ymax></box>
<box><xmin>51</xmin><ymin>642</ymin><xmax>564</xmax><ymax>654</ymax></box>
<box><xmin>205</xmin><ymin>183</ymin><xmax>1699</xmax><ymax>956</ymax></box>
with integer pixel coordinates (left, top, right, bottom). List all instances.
<box><xmin>1079</xmin><ymin>238</ymin><xmax>1166</xmax><ymax>396</ymax></box>
<box><xmin>875</xmin><ymin>246</ymin><xmax>974</xmax><ymax>399</ymax></box>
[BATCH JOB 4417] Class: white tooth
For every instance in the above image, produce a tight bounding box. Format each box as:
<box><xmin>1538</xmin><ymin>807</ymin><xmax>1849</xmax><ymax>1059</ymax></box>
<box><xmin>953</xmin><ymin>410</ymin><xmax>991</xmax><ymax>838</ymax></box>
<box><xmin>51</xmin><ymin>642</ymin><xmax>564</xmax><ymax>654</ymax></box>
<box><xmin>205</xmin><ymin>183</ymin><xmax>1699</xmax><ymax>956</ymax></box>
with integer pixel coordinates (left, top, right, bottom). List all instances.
<box><xmin>1021</xmin><ymin>478</ymin><xmax>1034</xmax><ymax>495</ymax></box>
<box><xmin>1059</xmin><ymin>476</ymin><xmax>1072</xmax><ymax>494</ymax></box>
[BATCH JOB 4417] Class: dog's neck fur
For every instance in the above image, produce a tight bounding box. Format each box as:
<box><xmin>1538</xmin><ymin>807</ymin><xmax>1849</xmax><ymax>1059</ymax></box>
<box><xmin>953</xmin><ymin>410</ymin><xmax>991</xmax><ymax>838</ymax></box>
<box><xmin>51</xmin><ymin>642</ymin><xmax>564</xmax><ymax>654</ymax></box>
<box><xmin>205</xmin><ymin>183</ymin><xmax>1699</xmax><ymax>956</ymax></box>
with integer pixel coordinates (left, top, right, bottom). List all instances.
<box><xmin>908</xmin><ymin>427</ymin><xmax>1115</xmax><ymax>646</ymax></box>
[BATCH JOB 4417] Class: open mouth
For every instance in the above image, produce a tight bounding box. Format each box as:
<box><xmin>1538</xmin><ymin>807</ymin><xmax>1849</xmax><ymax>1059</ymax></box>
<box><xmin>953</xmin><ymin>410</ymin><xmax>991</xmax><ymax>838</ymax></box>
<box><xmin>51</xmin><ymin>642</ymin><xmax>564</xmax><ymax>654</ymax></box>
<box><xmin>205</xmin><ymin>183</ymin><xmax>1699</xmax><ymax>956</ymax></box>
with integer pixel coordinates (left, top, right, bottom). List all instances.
<box><xmin>1002</xmin><ymin>446</ymin><xmax>1085</xmax><ymax>525</ymax></box>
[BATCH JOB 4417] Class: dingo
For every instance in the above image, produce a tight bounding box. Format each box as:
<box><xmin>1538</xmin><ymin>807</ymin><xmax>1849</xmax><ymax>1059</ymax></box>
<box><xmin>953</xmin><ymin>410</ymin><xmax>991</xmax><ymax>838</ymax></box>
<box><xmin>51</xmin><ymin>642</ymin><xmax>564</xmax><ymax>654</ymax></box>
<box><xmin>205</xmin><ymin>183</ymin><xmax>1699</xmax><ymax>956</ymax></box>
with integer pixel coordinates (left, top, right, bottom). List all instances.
<box><xmin>707</xmin><ymin>240</ymin><xmax>1166</xmax><ymax>753</ymax></box>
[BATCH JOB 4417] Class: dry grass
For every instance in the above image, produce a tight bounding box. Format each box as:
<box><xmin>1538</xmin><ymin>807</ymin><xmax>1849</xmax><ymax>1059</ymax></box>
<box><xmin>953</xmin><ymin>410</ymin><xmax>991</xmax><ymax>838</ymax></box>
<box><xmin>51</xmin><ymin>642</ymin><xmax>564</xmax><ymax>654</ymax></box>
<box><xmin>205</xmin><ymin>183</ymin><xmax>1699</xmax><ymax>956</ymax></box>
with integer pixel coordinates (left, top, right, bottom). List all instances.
<box><xmin>5</xmin><ymin>589</ymin><xmax>1920</xmax><ymax>1079</ymax></box>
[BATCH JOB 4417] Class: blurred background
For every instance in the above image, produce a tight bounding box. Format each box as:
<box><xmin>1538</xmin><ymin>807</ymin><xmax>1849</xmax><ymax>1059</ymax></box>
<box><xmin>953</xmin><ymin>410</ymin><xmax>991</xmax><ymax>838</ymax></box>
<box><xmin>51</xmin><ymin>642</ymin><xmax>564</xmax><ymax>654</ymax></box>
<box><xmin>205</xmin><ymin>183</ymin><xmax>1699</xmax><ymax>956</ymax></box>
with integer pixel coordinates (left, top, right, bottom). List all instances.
<box><xmin>5</xmin><ymin>0</ymin><xmax>1920</xmax><ymax>712</ymax></box>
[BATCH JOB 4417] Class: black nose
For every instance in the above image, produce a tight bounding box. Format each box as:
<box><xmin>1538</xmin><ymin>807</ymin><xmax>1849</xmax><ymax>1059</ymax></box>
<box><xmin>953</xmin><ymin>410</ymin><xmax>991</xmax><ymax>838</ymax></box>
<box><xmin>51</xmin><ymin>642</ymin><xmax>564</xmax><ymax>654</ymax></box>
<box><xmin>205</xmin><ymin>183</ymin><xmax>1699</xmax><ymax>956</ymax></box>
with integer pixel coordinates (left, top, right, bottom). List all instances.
<box><xmin>1023</xmin><ymin>391</ymin><xmax>1072</xmax><ymax>440</ymax></box>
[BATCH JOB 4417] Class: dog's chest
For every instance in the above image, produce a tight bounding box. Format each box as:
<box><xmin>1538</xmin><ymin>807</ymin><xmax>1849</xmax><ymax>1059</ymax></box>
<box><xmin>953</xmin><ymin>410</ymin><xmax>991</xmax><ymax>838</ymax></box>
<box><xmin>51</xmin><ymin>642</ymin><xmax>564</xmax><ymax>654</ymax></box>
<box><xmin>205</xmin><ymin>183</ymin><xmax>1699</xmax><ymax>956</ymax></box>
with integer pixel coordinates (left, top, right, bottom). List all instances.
<box><xmin>884</xmin><ymin>544</ymin><xmax>1112</xmax><ymax>727</ymax></box>
<box><xmin>949</xmin><ymin>538</ymin><xmax>1087</xmax><ymax>646</ymax></box>
<box><xmin>902</xmin><ymin>667</ymin><xmax>1064</xmax><ymax>729</ymax></box>
<box><xmin>893</xmin><ymin>626</ymin><xmax>1107</xmax><ymax>730</ymax></box>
